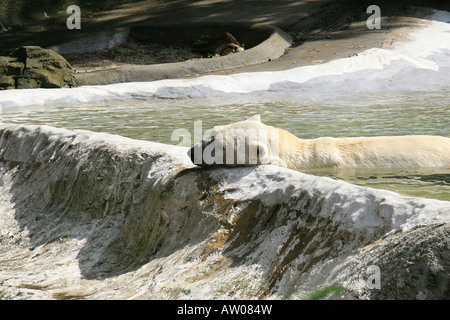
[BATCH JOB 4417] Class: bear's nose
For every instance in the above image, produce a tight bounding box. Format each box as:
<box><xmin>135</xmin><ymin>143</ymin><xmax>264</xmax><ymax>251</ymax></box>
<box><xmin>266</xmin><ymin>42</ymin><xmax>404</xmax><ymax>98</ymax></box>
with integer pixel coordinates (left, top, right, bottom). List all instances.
<box><xmin>187</xmin><ymin>137</ymin><xmax>216</xmax><ymax>166</ymax></box>
<box><xmin>187</xmin><ymin>140</ymin><xmax>207</xmax><ymax>166</ymax></box>
<box><xmin>187</xmin><ymin>145</ymin><xmax>196</xmax><ymax>164</ymax></box>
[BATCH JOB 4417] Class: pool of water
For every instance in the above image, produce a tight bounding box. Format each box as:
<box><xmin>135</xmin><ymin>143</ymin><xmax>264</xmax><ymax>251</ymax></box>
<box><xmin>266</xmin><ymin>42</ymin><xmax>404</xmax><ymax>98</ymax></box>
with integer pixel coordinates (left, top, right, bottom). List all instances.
<box><xmin>1</xmin><ymin>90</ymin><xmax>449</xmax><ymax>200</ymax></box>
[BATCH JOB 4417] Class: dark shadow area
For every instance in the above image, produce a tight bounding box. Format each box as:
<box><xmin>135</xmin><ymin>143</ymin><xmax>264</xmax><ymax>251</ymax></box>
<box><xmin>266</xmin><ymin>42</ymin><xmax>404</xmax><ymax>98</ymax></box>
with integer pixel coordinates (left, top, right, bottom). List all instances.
<box><xmin>0</xmin><ymin>0</ymin><xmax>318</xmax><ymax>54</ymax></box>
<box><xmin>0</xmin><ymin>0</ymin><xmax>125</xmax><ymax>26</ymax></box>
<box><xmin>2</xmin><ymin>0</ymin><xmax>449</xmax><ymax>55</ymax></box>
<box><xmin>128</xmin><ymin>23</ymin><xmax>268</xmax><ymax>51</ymax></box>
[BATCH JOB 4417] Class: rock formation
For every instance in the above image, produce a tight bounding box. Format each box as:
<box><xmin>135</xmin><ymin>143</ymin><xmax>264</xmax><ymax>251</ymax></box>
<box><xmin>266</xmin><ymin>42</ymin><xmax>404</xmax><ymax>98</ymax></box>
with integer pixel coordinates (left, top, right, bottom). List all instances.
<box><xmin>0</xmin><ymin>46</ymin><xmax>78</xmax><ymax>90</ymax></box>
<box><xmin>0</xmin><ymin>123</ymin><xmax>448</xmax><ymax>299</ymax></box>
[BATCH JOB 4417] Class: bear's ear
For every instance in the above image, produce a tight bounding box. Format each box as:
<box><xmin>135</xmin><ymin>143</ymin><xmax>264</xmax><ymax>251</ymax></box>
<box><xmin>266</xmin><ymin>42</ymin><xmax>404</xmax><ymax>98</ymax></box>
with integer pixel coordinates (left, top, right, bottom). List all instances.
<box><xmin>246</xmin><ymin>115</ymin><xmax>261</xmax><ymax>122</ymax></box>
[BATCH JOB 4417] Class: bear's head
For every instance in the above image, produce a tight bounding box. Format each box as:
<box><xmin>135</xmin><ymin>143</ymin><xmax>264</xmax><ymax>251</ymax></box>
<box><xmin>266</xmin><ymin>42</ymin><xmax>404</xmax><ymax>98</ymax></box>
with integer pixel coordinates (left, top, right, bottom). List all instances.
<box><xmin>187</xmin><ymin>115</ymin><xmax>286</xmax><ymax>168</ymax></box>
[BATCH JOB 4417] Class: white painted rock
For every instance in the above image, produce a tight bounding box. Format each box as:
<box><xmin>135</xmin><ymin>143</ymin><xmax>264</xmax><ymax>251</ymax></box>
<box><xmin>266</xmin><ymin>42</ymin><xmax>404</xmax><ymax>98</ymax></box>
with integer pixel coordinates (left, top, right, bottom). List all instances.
<box><xmin>0</xmin><ymin>123</ymin><xmax>448</xmax><ymax>299</ymax></box>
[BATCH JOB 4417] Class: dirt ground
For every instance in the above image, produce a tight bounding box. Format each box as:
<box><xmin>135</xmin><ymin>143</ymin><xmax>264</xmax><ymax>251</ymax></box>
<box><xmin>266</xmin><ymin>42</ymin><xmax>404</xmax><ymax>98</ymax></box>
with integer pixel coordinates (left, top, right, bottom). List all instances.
<box><xmin>63</xmin><ymin>38</ymin><xmax>204</xmax><ymax>73</ymax></box>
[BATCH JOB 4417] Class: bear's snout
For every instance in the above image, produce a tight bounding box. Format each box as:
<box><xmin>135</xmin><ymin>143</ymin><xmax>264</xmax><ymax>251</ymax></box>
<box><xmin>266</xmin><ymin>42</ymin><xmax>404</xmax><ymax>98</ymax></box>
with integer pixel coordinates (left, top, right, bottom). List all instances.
<box><xmin>187</xmin><ymin>138</ymin><xmax>215</xmax><ymax>167</ymax></box>
<box><xmin>187</xmin><ymin>144</ymin><xmax>199</xmax><ymax>165</ymax></box>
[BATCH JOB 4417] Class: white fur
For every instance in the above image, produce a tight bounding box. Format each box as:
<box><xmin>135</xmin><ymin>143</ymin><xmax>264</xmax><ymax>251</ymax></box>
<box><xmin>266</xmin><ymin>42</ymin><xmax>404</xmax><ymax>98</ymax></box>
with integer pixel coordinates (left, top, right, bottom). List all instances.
<box><xmin>191</xmin><ymin>116</ymin><xmax>450</xmax><ymax>170</ymax></box>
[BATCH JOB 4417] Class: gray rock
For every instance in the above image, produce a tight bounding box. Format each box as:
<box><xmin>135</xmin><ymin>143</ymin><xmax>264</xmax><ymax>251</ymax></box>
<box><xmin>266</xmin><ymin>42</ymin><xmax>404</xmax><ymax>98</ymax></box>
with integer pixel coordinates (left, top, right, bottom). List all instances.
<box><xmin>294</xmin><ymin>223</ymin><xmax>450</xmax><ymax>300</ymax></box>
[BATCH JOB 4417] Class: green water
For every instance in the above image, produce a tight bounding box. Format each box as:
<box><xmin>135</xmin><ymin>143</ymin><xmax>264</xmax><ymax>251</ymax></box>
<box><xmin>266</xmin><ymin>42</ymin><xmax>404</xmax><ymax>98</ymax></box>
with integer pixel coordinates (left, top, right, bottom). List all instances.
<box><xmin>1</xmin><ymin>90</ymin><xmax>449</xmax><ymax>200</ymax></box>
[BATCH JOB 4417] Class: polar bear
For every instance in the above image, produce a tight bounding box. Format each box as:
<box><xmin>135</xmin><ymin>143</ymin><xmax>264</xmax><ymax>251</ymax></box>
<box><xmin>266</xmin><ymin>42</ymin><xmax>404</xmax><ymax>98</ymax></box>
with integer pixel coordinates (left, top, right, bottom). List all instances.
<box><xmin>187</xmin><ymin>115</ymin><xmax>450</xmax><ymax>170</ymax></box>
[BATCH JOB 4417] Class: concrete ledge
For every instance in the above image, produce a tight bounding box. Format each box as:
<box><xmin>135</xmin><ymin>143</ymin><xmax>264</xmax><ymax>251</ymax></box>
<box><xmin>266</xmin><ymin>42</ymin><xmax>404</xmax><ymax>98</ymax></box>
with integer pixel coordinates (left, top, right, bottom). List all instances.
<box><xmin>49</xmin><ymin>24</ymin><xmax>293</xmax><ymax>85</ymax></box>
